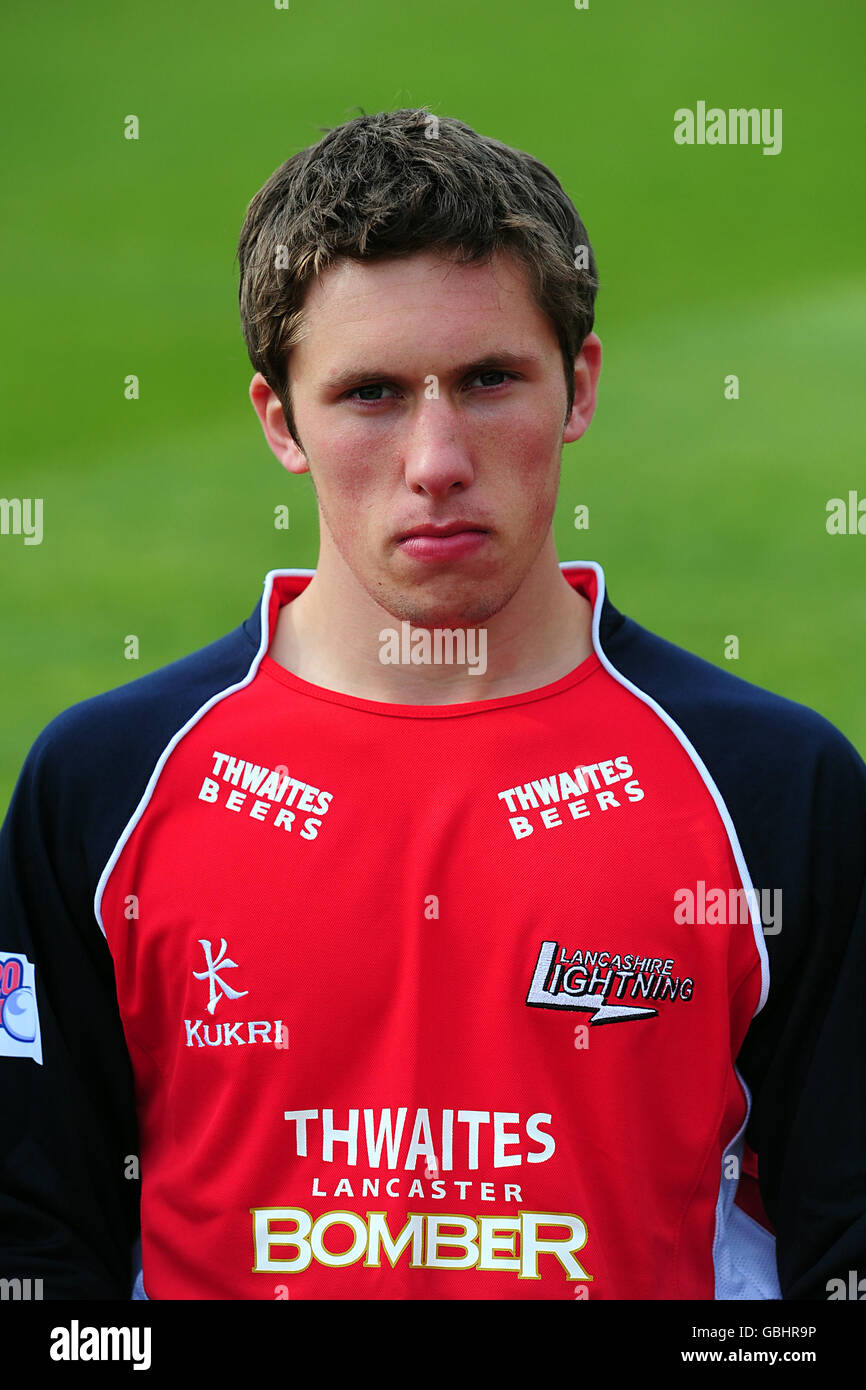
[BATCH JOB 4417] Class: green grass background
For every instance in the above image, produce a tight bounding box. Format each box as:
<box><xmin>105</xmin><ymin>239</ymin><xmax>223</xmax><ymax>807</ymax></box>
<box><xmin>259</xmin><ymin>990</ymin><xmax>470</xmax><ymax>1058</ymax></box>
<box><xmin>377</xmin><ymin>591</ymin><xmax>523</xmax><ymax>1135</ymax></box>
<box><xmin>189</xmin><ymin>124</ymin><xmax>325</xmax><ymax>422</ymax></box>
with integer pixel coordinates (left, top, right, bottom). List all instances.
<box><xmin>1</xmin><ymin>0</ymin><xmax>864</xmax><ymax>812</ymax></box>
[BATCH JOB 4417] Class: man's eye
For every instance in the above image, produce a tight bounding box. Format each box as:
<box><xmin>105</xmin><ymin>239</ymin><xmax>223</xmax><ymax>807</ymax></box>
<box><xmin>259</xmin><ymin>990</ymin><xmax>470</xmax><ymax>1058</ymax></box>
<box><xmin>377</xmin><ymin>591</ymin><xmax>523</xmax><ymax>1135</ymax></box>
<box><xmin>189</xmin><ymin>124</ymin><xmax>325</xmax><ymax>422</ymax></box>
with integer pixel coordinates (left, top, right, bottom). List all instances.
<box><xmin>349</xmin><ymin>383</ymin><xmax>397</xmax><ymax>401</ymax></box>
<box><xmin>469</xmin><ymin>370</ymin><xmax>512</xmax><ymax>389</ymax></box>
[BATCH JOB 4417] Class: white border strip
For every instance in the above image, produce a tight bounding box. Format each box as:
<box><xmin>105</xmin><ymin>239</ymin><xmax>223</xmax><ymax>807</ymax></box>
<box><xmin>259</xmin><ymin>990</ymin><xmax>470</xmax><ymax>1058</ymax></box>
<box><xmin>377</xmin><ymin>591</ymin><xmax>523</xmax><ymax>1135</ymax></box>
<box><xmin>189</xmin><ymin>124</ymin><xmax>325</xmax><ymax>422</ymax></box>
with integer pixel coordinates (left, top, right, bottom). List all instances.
<box><xmin>563</xmin><ymin>558</ymin><xmax>776</xmax><ymax>1298</ymax></box>
<box><xmin>563</xmin><ymin>558</ymin><xmax>771</xmax><ymax>1008</ymax></box>
<box><xmin>711</xmin><ymin>1065</ymin><xmax>781</xmax><ymax>1299</ymax></box>
<box><xmin>93</xmin><ymin>568</ymin><xmax>315</xmax><ymax>938</ymax></box>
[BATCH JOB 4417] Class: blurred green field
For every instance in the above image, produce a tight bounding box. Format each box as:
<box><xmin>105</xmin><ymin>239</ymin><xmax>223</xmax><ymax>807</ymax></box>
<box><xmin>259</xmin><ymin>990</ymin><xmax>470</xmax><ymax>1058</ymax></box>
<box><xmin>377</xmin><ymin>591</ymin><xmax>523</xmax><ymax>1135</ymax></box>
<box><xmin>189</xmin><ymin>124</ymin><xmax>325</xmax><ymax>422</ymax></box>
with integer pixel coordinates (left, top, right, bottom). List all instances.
<box><xmin>1</xmin><ymin>0</ymin><xmax>864</xmax><ymax>813</ymax></box>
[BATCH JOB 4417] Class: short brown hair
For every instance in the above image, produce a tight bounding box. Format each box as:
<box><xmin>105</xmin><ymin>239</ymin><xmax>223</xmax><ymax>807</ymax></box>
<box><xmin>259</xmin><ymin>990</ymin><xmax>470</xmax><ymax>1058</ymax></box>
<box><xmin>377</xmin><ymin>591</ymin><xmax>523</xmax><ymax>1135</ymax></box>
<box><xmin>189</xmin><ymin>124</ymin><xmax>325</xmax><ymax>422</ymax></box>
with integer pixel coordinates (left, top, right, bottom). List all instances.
<box><xmin>237</xmin><ymin>108</ymin><xmax>599</xmax><ymax>443</ymax></box>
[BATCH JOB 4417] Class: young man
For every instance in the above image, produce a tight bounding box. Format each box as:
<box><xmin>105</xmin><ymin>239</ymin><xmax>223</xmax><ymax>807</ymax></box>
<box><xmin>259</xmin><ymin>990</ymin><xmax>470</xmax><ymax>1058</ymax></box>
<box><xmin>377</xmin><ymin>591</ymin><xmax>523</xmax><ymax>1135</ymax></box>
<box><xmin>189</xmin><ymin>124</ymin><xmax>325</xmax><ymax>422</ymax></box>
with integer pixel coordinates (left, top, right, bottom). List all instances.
<box><xmin>1</xmin><ymin>109</ymin><xmax>863</xmax><ymax>1302</ymax></box>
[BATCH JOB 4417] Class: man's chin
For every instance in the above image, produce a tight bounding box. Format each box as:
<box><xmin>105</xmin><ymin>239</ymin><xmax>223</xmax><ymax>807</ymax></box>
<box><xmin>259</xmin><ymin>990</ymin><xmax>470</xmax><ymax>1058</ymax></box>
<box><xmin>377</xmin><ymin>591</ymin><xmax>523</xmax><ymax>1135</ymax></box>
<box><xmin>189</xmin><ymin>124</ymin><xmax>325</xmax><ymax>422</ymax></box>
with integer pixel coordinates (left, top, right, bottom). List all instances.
<box><xmin>372</xmin><ymin>579</ymin><xmax>516</xmax><ymax>631</ymax></box>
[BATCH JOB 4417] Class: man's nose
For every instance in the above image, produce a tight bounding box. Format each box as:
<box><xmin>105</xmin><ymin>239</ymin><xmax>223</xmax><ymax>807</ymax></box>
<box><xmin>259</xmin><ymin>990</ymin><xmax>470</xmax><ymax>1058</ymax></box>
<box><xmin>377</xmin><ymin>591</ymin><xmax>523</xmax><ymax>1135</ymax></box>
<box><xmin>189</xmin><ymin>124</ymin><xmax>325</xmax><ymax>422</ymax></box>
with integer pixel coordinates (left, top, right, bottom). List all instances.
<box><xmin>401</xmin><ymin>397</ymin><xmax>475</xmax><ymax>495</ymax></box>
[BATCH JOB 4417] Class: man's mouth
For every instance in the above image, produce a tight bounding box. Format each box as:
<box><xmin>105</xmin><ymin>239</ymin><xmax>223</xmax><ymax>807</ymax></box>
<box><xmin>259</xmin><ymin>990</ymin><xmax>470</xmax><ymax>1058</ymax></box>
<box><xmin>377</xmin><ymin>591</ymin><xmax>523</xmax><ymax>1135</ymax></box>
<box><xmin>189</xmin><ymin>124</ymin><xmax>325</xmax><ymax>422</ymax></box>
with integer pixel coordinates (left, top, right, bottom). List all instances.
<box><xmin>399</xmin><ymin>521</ymin><xmax>487</xmax><ymax>539</ymax></box>
<box><xmin>397</xmin><ymin>523</ymin><xmax>489</xmax><ymax>561</ymax></box>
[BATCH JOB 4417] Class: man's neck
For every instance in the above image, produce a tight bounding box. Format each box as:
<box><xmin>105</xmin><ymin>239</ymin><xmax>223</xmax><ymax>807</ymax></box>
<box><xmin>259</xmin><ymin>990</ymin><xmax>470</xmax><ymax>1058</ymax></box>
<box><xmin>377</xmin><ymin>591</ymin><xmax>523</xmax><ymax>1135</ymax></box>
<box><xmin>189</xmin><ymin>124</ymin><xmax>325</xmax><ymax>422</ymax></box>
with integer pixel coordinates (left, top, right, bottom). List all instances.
<box><xmin>267</xmin><ymin>548</ymin><xmax>595</xmax><ymax>705</ymax></box>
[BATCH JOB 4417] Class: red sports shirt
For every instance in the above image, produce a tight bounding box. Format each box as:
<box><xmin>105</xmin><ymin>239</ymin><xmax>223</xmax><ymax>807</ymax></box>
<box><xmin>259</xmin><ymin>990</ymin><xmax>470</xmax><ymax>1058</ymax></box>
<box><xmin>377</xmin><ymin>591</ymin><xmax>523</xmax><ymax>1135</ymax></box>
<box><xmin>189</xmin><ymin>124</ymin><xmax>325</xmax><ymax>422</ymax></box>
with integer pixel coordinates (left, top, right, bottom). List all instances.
<box><xmin>99</xmin><ymin>565</ymin><xmax>765</xmax><ymax>1298</ymax></box>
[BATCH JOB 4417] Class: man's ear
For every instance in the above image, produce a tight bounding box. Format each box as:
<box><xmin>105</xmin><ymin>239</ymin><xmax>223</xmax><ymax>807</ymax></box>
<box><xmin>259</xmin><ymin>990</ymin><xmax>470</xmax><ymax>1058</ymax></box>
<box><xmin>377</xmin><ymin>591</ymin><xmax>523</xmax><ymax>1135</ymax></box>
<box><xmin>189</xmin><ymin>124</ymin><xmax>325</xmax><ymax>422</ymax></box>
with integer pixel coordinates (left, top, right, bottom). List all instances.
<box><xmin>563</xmin><ymin>332</ymin><xmax>602</xmax><ymax>445</ymax></box>
<box><xmin>248</xmin><ymin>373</ymin><xmax>309</xmax><ymax>475</ymax></box>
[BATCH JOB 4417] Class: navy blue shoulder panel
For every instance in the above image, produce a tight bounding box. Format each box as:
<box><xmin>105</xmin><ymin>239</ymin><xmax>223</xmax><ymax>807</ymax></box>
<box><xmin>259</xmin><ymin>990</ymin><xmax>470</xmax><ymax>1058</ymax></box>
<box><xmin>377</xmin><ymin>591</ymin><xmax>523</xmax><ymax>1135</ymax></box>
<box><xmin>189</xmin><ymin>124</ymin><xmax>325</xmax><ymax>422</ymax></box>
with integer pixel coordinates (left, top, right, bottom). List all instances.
<box><xmin>0</xmin><ymin>603</ymin><xmax>262</xmax><ymax>1297</ymax></box>
<box><xmin>600</xmin><ymin>592</ymin><xmax>866</xmax><ymax>869</ymax></box>
<box><xmin>27</xmin><ymin>615</ymin><xmax>261</xmax><ymax>907</ymax></box>
<box><xmin>599</xmin><ymin>594</ymin><xmax>866</xmax><ymax>941</ymax></box>
<box><xmin>600</xmin><ymin>590</ymin><xmax>866</xmax><ymax>1299</ymax></box>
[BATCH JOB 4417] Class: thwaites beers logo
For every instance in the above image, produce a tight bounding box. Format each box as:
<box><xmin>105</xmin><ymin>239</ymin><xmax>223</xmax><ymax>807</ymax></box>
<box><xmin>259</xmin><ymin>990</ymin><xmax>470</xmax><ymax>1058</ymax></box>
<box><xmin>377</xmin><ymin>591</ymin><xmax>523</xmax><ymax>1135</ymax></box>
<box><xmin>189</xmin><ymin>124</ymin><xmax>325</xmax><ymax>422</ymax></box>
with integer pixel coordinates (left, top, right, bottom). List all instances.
<box><xmin>526</xmin><ymin>940</ymin><xmax>694</xmax><ymax>1024</ymax></box>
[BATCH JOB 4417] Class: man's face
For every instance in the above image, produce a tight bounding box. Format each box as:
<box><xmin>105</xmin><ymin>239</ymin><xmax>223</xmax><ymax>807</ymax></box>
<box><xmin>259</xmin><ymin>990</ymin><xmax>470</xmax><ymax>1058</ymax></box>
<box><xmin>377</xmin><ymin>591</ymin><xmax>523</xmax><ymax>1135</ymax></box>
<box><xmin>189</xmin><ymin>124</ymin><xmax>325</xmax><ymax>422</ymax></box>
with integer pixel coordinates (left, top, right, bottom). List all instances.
<box><xmin>254</xmin><ymin>248</ymin><xmax>600</xmax><ymax>627</ymax></box>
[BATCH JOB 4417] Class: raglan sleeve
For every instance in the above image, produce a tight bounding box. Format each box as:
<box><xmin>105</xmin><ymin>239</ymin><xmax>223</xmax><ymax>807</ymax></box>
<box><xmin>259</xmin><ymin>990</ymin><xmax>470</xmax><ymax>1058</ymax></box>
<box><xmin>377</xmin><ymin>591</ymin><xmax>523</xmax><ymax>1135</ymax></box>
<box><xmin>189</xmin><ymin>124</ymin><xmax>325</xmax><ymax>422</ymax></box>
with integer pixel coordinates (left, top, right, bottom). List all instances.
<box><xmin>0</xmin><ymin>717</ymin><xmax>141</xmax><ymax>1298</ymax></box>
<box><xmin>736</xmin><ymin>721</ymin><xmax>866</xmax><ymax>1300</ymax></box>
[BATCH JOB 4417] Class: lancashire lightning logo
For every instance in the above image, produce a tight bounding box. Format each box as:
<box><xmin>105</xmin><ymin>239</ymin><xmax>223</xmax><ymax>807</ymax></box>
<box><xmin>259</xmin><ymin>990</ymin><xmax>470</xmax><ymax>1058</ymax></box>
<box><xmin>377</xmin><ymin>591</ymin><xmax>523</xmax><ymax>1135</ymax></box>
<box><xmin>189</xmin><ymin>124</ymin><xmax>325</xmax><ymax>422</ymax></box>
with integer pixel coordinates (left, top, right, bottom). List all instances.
<box><xmin>193</xmin><ymin>938</ymin><xmax>249</xmax><ymax>1015</ymax></box>
<box><xmin>526</xmin><ymin>940</ymin><xmax>694</xmax><ymax>1024</ymax></box>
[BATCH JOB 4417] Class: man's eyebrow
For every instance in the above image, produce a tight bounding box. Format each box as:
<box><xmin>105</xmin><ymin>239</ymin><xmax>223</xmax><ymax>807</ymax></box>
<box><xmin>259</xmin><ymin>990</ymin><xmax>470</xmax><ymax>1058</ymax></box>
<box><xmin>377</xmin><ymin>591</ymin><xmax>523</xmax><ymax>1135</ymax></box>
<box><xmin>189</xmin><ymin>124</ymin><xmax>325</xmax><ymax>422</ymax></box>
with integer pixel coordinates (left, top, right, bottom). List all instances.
<box><xmin>321</xmin><ymin>351</ymin><xmax>542</xmax><ymax>392</ymax></box>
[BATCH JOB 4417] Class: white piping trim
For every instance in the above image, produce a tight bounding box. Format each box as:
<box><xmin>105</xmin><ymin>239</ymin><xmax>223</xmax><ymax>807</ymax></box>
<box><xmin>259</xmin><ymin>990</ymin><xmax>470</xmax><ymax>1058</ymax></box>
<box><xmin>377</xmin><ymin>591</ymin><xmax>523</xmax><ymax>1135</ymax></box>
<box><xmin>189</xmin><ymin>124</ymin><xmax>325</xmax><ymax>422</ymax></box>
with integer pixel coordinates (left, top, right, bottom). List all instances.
<box><xmin>93</xmin><ymin>568</ymin><xmax>315</xmax><ymax>938</ymax></box>
<box><xmin>711</xmin><ymin>1064</ymin><xmax>781</xmax><ymax>1299</ymax></box>
<box><xmin>562</xmin><ymin>558</ymin><xmax>776</xmax><ymax>1298</ymax></box>
<box><xmin>562</xmin><ymin>558</ymin><xmax>771</xmax><ymax>1009</ymax></box>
